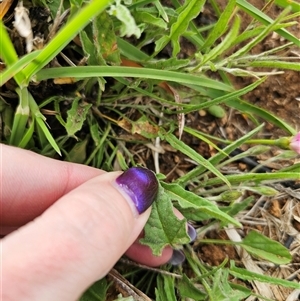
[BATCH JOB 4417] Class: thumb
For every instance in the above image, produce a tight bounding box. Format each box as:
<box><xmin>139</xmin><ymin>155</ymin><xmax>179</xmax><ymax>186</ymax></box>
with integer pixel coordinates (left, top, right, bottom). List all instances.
<box><xmin>2</xmin><ymin>167</ymin><xmax>158</xmax><ymax>301</ymax></box>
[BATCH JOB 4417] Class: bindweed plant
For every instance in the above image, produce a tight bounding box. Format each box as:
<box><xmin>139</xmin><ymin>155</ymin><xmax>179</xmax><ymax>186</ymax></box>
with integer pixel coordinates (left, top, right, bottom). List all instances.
<box><xmin>1</xmin><ymin>0</ymin><xmax>300</xmax><ymax>300</ymax></box>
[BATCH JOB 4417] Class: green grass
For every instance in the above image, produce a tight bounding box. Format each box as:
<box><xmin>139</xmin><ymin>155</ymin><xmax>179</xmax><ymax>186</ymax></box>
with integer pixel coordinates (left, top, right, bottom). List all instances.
<box><xmin>1</xmin><ymin>0</ymin><xmax>300</xmax><ymax>300</ymax></box>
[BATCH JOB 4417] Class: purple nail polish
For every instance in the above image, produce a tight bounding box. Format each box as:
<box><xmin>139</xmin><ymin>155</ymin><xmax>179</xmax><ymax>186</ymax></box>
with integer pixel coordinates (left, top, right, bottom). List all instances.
<box><xmin>168</xmin><ymin>249</ymin><xmax>185</xmax><ymax>266</ymax></box>
<box><xmin>187</xmin><ymin>224</ymin><xmax>197</xmax><ymax>242</ymax></box>
<box><xmin>115</xmin><ymin>167</ymin><xmax>158</xmax><ymax>214</ymax></box>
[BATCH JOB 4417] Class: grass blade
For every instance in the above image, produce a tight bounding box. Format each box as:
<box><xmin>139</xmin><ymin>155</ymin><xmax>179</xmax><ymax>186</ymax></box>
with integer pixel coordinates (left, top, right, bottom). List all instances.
<box><xmin>23</xmin><ymin>0</ymin><xmax>111</xmax><ymax>81</ymax></box>
<box><xmin>35</xmin><ymin>66</ymin><xmax>233</xmax><ymax>91</ymax></box>
<box><xmin>164</xmin><ymin>133</ymin><xmax>231</xmax><ymax>187</ymax></box>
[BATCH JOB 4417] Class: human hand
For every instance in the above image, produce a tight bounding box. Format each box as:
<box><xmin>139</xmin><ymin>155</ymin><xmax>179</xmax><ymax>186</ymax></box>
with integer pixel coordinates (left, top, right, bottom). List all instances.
<box><xmin>1</xmin><ymin>144</ymin><xmax>195</xmax><ymax>301</ymax></box>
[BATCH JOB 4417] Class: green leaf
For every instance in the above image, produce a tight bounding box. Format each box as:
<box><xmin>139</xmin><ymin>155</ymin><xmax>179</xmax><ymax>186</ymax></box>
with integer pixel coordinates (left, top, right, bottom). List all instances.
<box><xmin>134</xmin><ymin>11</ymin><xmax>167</xmax><ymax>29</ymax></box>
<box><xmin>65</xmin><ymin>98</ymin><xmax>92</xmax><ymax>138</ymax></box>
<box><xmin>197</xmin><ymin>15</ymin><xmax>241</xmax><ymax>67</ymax></box>
<box><xmin>144</xmin><ymin>57</ymin><xmax>190</xmax><ymax>71</ymax></box>
<box><xmin>108</xmin><ymin>0</ymin><xmax>141</xmax><ymax>38</ymax></box>
<box><xmin>162</xmin><ymin>182</ymin><xmax>242</xmax><ymax>227</ymax></box>
<box><xmin>80</xmin><ymin>30</ymin><xmax>105</xmax><ymax>66</ymax></box>
<box><xmin>211</xmin><ymin>269</ymin><xmax>250</xmax><ymax>301</ymax></box>
<box><xmin>229</xmin><ymin>261</ymin><xmax>300</xmax><ymax>289</ymax></box>
<box><xmin>80</xmin><ymin>278</ymin><xmax>108</xmax><ymax>301</ymax></box>
<box><xmin>201</xmin><ymin>0</ymin><xmax>236</xmax><ymax>51</ymax></box>
<box><xmin>35</xmin><ymin>66</ymin><xmax>233</xmax><ymax>92</ymax></box>
<box><xmin>0</xmin><ymin>20</ymin><xmax>26</xmax><ymax>86</ymax></box>
<box><xmin>200</xmin><ymin>172</ymin><xmax>300</xmax><ymax>187</ymax></box>
<box><xmin>207</xmin><ymin>105</ymin><xmax>226</xmax><ymax>118</ymax></box>
<box><xmin>240</xmin><ymin>231</ymin><xmax>292</xmax><ymax>265</ymax></box>
<box><xmin>67</xmin><ymin>137</ymin><xmax>89</xmax><ymax>163</ymax></box>
<box><xmin>155</xmin><ymin>274</ymin><xmax>176</xmax><ymax>301</ymax></box>
<box><xmin>140</xmin><ymin>185</ymin><xmax>189</xmax><ymax>256</ymax></box>
<box><xmin>154</xmin><ymin>0</ymin><xmax>169</xmax><ymax>22</ymax></box>
<box><xmin>177</xmin><ymin>77</ymin><xmax>265</xmax><ymax>113</ymax></box>
<box><xmin>92</xmin><ymin>11</ymin><xmax>121</xmax><ymax>65</ymax></box>
<box><xmin>178</xmin><ymin>123</ymin><xmax>265</xmax><ymax>184</ymax></box>
<box><xmin>0</xmin><ymin>51</ymin><xmax>41</xmax><ymax>86</ymax></box>
<box><xmin>240</xmin><ymin>185</ymin><xmax>278</xmax><ymax>196</ymax></box>
<box><xmin>178</xmin><ymin>274</ymin><xmax>206</xmax><ymax>300</ymax></box>
<box><xmin>248</xmin><ymin>60</ymin><xmax>300</xmax><ymax>71</ymax></box>
<box><xmin>224</xmin><ymin>196</ymin><xmax>255</xmax><ymax>217</ymax></box>
<box><xmin>226</xmin><ymin>98</ymin><xmax>296</xmax><ymax>135</ymax></box>
<box><xmin>164</xmin><ymin>133</ymin><xmax>231</xmax><ymax>187</ymax></box>
<box><xmin>155</xmin><ymin>0</ymin><xmax>206</xmax><ymax>56</ymax></box>
<box><xmin>23</xmin><ymin>0</ymin><xmax>111</xmax><ymax>81</ymax></box>
<box><xmin>236</xmin><ymin>0</ymin><xmax>299</xmax><ymax>46</ymax></box>
<box><xmin>35</xmin><ymin>116</ymin><xmax>61</xmax><ymax>156</ymax></box>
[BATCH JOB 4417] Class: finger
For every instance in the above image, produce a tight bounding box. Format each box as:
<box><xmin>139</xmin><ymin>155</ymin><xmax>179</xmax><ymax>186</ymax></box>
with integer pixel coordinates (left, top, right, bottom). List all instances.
<box><xmin>125</xmin><ymin>208</ymin><xmax>197</xmax><ymax>266</ymax></box>
<box><xmin>2</xmin><ymin>168</ymin><xmax>158</xmax><ymax>301</ymax></box>
<box><xmin>1</xmin><ymin>144</ymin><xmax>103</xmax><ymax>227</ymax></box>
<box><xmin>125</xmin><ymin>241</ymin><xmax>173</xmax><ymax>267</ymax></box>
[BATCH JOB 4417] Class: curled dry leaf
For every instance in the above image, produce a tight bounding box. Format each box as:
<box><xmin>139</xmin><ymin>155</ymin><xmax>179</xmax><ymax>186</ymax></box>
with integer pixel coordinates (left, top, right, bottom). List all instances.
<box><xmin>14</xmin><ymin>1</ymin><xmax>33</xmax><ymax>53</ymax></box>
<box><xmin>0</xmin><ymin>0</ymin><xmax>14</xmax><ymax>20</ymax></box>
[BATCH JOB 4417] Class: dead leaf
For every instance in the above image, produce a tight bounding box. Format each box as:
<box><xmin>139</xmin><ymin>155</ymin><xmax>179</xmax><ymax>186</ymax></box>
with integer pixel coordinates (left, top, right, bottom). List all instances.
<box><xmin>0</xmin><ymin>0</ymin><xmax>14</xmax><ymax>20</ymax></box>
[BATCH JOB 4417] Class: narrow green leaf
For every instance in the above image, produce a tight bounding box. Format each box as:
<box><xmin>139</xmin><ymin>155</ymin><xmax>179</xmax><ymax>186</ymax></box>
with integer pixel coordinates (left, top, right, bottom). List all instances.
<box><xmin>176</xmin><ymin>77</ymin><xmax>265</xmax><ymax>113</ymax></box>
<box><xmin>0</xmin><ymin>51</ymin><xmax>41</xmax><ymax>86</ymax></box>
<box><xmin>201</xmin><ymin>172</ymin><xmax>300</xmax><ymax>187</ymax></box>
<box><xmin>155</xmin><ymin>274</ymin><xmax>177</xmax><ymax>301</ymax></box>
<box><xmin>134</xmin><ymin>11</ymin><xmax>167</xmax><ymax>29</ymax></box>
<box><xmin>248</xmin><ymin>60</ymin><xmax>300</xmax><ymax>71</ymax></box>
<box><xmin>226</xmin><ymin>98</ymin><xmax>296</xmax><ymax>135</ymax></box>
<box><xmin>178</xmin><ymin>275</ymin><xmax>206</xmax><ymax>300</ymax></box>
<box><xmin>35</xmin><ymin>117</ymin><xmax>61</xmax><ymax>156</ymax></box>
<box><xmin>154</xmin><ymin>0</ymin><xmax>205</xmax><ymax>56</ymax></box>
<box><xmin>240</xmin><ymin>186</ymin><xmax>278</xmax><ymax>196</ymax></box>
<box><xmin>154</xmin><ymin>0</ymin><xmax>169</xmax><ymax>22</ymax></box>
<box><xmin>211</xmin><ymin>269</ymin><xmax>250</xmax><ymax>301</ymax></box>
<box><xmin>0</xmin><ymin>20</ymin><xmax>26</xmax><ymax>86</ymax></box>
<box><xmin>23</xmin><ymin>0</ymin><xmax>111</xmax><ymax>81</ymax></box>
<box><xmin>236</xmin><ymin>0</ymin><xmax>299</xmax><ymax>46</ymax></box>
<box><xmin>117</xmin><ymin>37</ymin><xmax>150</xmax><ymax>61</ymax></box>
<box><xmin>178</xmin><ymin>123</ymin><xmax>265</xmax><ymax>184</ymax></box>
<box><xmin>230</xmin><ymin>7</ymin><xmax>290</xmax><ymax>59</ymax></box>
<box><xmin>162</xmin><ymin>182</ymin><xmax>242</xmax><ymax>227</ymax></box>
<box><xmin>9</xmin><ymin>88</ymin><xmax>30</xmax><ymax>146</ymax></box>
<box><xmin>28</xmin><ymin>93</ymin><xmax>61</xmax><ymax>155</ymax></box>
<box><xmin>144</xmin><ymin>57</ymin><xmax>190</xmax><ymax>71</ymax></box>
<box><xmin>275</xmin><ymin>0</ymin><xmax>300</xmax><ymax>12</ymax></box>
<box><xmin>170</xmin><ymin>0</ymin><xmax>205</xmax><ymax>56</ymax></box>
<box><xmin>229</xmin><ymin>262</ymin><xmax>300</xmax><ymax>289</ymax></box>
<box><xmin>201</xmin><ymin>0</ymin><xmax>236</xmax><ymax>50</ymax></box>
<box><xmin>18</xmin><ymin>119</ymin><xmax>35</xmax><ymax>149</ymax></box>
<box><xmin>240</xmin><ymin>231</ymin><xmax>292</xmax><ymax>265</ymax></box>
<box><xmin>35</xmin><ymin>66</ymin><xmax>233</xmax><ymax>92</ymax></box>
<box><xmin>140</xmin><ymin>185</ymin><xmax>189</xmax><ymax>256</ymax></box>
<box><xmin>225</xmin><ymin>196</ymin><xmax>255</xmax><ymax>217</ymax></box>
<box><xmin>164</xmin><ymin>133</ymin><xmax>231</xmax><ymax>187</ymax></box>
<box><xmin>198</xmin><ymin>15</ymin><xmax>240</xmax><ymax>67</ymax></box>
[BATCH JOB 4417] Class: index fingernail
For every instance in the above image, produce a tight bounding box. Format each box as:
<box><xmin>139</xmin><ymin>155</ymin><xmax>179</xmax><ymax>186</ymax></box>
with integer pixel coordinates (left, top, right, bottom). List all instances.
<box><xmin>115</xmin><ymin>167</ymin><xmax>158</xmax><ymax>214</ymax></box>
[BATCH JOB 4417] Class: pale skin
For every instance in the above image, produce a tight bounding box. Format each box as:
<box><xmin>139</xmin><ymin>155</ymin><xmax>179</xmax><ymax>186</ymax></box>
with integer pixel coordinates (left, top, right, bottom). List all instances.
<box><xmin>1</xmin><ymin>144</ymin><xmax>173</xmax><ymax>301</ymax></box>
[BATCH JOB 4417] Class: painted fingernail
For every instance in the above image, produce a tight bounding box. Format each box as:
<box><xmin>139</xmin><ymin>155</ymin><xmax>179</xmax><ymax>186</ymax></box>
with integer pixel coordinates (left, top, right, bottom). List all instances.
<box><xmin>187</xmin><ymin>224</ymin><xmax>197</xmax><ymax>242</ymax></box>
<box><xmin>168</xmin><ymin>249</ymin><xmax>185</xmax><ymax>266</ymax></box>
<box><xmin>115</xmin><ymin>167</ymin><xmax>158</xmax><ymax>214</ymax></box>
